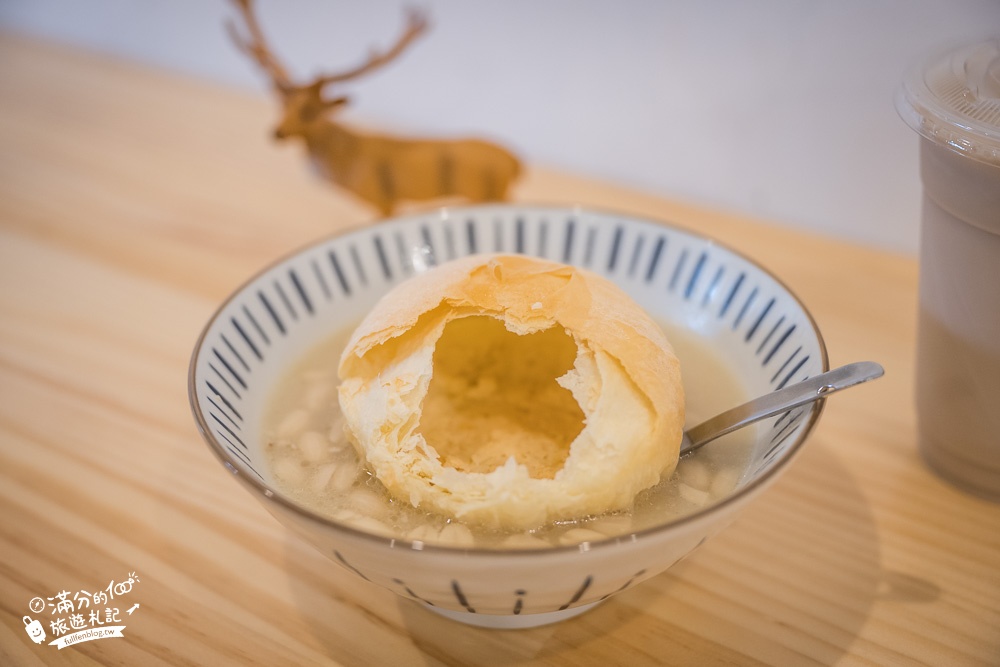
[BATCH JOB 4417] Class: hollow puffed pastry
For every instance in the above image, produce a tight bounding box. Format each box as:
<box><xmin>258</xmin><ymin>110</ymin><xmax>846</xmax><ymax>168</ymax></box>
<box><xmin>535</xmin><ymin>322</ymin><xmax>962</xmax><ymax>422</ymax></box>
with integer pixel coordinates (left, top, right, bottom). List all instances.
<box><xmin>338</xmin><ymin>254</ymin><xmax>684</xmax><ymax>530</ymax></box>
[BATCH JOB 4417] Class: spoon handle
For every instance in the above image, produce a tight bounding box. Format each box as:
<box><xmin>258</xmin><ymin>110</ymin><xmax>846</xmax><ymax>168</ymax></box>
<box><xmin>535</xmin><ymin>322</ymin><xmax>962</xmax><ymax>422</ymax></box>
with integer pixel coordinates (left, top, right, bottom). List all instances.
<box><xmin>680</xmin><ymin>361</ymin><xmax>884</xmax><ymax>455</ymax></box>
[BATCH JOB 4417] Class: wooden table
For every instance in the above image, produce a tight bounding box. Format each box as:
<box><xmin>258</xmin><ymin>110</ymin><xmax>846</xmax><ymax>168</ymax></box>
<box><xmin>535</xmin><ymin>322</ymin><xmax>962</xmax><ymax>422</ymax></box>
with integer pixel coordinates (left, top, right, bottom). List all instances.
<box><xmin>1</xmin><ymin>34</ymin><xmax>997</xmax><ymax>666</ymax></box>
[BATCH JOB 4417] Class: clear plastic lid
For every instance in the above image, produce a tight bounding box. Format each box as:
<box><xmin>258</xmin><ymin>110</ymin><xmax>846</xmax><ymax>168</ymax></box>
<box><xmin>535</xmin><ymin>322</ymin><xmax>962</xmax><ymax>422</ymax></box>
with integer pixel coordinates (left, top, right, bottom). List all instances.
<box><xmin>897</xmin><ymin>38</ymin><xmax>1000</xmax><ymax>166</ymax></box>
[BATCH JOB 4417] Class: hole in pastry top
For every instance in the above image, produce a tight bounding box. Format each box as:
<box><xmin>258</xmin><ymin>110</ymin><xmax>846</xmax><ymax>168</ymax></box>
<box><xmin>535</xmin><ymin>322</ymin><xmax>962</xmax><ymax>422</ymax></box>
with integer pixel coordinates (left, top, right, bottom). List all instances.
<box><xmin>419</xmin><ymin>315</ymin><xmax>585</xmax><ymax>479</ymax></box>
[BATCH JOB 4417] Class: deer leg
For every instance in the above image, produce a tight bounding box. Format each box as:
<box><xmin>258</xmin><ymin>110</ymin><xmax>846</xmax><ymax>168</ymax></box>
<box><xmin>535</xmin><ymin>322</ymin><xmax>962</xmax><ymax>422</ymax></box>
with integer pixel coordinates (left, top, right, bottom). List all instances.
<box><xmin>376</xmin><ymin>159</ymin><xmax>396</xmax><ymax>214</ymax></box>
<box><xmin>438</xmin><ymin>150</ymin><xmax>455</xmax><ymax>195</ymax></box>
<box><xmin>483</xmin><ymin>169</ymin><xmax>499</xmax><ymax>201</ymax></box>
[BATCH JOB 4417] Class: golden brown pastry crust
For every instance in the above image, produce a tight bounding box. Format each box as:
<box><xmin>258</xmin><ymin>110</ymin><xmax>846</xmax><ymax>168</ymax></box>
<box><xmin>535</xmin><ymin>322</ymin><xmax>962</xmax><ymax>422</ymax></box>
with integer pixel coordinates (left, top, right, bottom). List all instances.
<box><xmin>338</xmin><ymin>253</ymin><xmax>684</xmax><ymax>529</ymax></box>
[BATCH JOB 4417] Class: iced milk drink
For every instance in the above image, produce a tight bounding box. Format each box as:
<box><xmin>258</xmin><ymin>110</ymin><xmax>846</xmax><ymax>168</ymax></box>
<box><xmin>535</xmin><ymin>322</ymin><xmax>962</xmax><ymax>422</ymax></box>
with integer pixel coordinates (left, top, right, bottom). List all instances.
<box><xmin>898</xmin><ymin>38</ymin><xmax>1000</xmax><ymax>501</ymax></box>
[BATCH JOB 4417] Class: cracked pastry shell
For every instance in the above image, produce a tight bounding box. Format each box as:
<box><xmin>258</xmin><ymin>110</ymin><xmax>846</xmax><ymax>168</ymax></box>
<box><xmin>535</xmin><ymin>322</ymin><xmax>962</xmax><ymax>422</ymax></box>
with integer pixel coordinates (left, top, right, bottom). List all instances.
<box><xmin>337</xmin><ymin>253</ymin><xmax>684</xmax><ymax>530</ymax></box>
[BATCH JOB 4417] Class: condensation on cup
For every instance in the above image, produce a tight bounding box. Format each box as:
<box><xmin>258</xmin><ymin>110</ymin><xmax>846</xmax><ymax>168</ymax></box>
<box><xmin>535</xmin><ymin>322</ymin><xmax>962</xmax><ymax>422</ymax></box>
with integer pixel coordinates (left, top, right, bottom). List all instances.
<box><xmin>897</xmin><ymin>38</ymin><xmax>1000</xmax><ymax>501</ymax></box>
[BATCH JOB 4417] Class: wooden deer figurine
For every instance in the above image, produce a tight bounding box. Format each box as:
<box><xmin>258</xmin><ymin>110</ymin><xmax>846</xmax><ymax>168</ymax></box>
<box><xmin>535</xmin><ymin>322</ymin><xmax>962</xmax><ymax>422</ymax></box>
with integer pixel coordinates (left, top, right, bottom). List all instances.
<box><xmin>227</xmin><ymin>0</ymin><xmax>521</xmax><ymax>215</ymax></box>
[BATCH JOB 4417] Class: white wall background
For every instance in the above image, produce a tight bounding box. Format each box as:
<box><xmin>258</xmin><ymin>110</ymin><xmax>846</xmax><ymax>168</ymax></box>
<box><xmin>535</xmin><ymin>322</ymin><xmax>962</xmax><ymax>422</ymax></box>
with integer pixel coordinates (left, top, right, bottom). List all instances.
<box><xmin>2</xmin><ymin>1</ymin><xmax>998</xmax><ymax>255</ymax></box>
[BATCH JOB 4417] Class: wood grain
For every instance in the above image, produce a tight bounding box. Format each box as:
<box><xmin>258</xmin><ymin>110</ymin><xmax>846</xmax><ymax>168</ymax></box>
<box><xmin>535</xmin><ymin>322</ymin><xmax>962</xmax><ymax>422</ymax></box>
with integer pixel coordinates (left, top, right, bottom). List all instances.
<box><xmin>0</xmin><ymin>33</ymin><xmax>997</xmax><ymax>666</ymax></box>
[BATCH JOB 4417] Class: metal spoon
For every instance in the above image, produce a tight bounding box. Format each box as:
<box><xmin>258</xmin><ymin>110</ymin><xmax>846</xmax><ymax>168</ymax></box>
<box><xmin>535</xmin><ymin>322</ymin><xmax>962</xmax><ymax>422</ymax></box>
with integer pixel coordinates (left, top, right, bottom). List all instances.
<box><xmin>680</xmin><ymin>361</ymin><xmax>884</xmax><ymax>456</ymax></box>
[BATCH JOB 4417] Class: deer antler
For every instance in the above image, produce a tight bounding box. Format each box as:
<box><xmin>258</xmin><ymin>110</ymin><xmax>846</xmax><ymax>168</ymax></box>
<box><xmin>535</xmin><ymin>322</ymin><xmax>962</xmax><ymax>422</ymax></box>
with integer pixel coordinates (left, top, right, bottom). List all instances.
<box><xmin>227</xmin><ymin>0</ymin><xmax>292</xmax><ymax>93</ymax></box>
<box><xmin>312</xmin><ymin>7</ymin><xmax>430</xmax><ymax>87</ymax></box>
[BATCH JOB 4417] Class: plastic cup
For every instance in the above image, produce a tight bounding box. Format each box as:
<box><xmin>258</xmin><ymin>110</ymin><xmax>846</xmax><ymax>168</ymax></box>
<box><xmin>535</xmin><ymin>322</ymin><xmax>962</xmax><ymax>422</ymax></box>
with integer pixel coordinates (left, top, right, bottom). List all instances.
<box><xmin>897</xmin><ymin>38</ymin><xmax>1000</xmax><ymax>501</ymax></box>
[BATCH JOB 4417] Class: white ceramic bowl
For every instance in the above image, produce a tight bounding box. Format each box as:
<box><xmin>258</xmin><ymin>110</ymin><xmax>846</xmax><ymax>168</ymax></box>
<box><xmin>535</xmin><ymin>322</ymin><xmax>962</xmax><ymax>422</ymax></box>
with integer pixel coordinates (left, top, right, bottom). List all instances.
<box><xmin>189</xmin><ymin>205</ymin><xmax>828</xmax><ymax>628</ymax></box>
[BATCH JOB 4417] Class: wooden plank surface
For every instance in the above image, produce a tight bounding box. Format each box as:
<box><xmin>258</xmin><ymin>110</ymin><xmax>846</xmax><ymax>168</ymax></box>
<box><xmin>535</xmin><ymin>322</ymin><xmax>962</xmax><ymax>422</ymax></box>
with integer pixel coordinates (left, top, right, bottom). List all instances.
<box><xmin>0</xmin><ymin>33</ymin><xmax>997</xmax><ymax>666</ymax></box>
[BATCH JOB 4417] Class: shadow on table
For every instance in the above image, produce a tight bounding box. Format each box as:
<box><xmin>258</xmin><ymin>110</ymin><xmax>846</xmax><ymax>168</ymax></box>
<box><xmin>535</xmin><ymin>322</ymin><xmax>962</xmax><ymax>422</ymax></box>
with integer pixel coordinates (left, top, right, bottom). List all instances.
<box><xmin>283</xmin><ymin>437</ymin><xmax>933</xmax><ymax>665</ymax></box>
